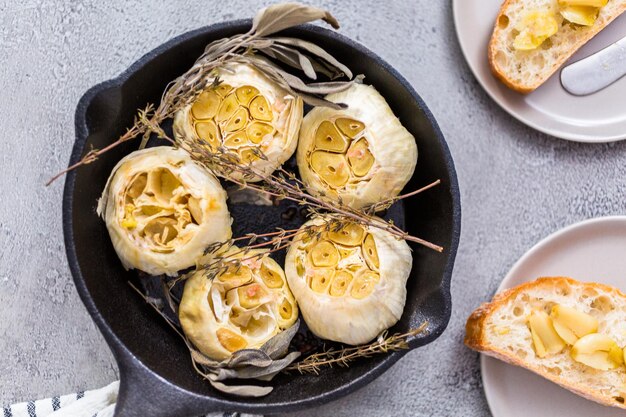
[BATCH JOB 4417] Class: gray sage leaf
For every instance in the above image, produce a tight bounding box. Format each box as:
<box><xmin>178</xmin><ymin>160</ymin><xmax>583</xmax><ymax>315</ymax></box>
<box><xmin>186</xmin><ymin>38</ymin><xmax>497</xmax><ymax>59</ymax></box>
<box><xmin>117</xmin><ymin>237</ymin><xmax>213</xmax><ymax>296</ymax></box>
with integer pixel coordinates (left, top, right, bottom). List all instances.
<box><xmin>190</xmin><ymin>349</ymin><xmax>221</xmax><ymax>368</ymax></box>
<box><xmin>214</xmin><ymin>351</ymin><xmax>301</xmax><ymax>381</ymax></box>
<box><xmin>294</xmin><ymin>91</ymin><xmax>347</xmax><ymax>109</ymax></box>
<box><xmin>261</xmin><ymin>319</ymin><xmax>300</xmax><ymax>359</ymax></box>
<box><xmin>307</xmin><ymin>57</ymin><xmax>339</xmax><ymax>79</ymax></box>
<box><xmin>280</xmin><ymin>71</ymin><xmax>355</xmax><ymax>95</ymax></box>
<box><xmin>226</xmin><ymin>349</ymin><xmax>274</xmax><ymax>368</ymax></box>
<box><xmin>259</xmin><ymin>45</ymin><xmax>317</xmax><ymax>80</ymax></box>
<box><xmin>271</xmin><ymin>37</ymin><xmax>353</xmax><ymax>79</ymax></box>
<box><xmin>271</xmin><ymin>44</ymin><xmax>317</xmax><ymax>80</ymax></box>
<box><xmin>208</xmin><ymin>379</ymin><xmax>273</xmax><ymax>397</ymax></box>
<box><xmin>251</xmin><ymin>3</ymin><xmax>339</xmax><ymax>38</ymax></box>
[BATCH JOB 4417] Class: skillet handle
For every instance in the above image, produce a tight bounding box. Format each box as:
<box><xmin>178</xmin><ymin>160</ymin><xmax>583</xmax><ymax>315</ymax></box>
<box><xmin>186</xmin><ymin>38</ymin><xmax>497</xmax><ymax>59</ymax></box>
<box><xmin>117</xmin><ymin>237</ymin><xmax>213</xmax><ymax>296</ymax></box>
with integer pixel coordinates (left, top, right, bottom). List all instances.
<box><xmin>113</xmin><ymin>352</ymin><xmax>221</xmax><ymax>417</ymax></box>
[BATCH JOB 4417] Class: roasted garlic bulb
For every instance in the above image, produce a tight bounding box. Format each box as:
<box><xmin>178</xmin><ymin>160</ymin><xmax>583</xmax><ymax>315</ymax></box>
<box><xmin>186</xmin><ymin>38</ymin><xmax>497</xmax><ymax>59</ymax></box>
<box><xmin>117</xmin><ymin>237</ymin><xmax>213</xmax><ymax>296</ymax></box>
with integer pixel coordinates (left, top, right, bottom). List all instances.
<box><xmin>173</xmin><ymin>63</ymin><xmax>303</xmax><ymax>181</ymax></box>
<box><xmin>296</xmin><ymin>83</ymin><xmax>417</xmax><ymax>209</ymax></box>
<box><xmin>284</xmin><ymin>217</ymin><xmax>412</xmax><ymax>345</ymax></box>
<box><xmin>97</xmin><ymin>146</ymin><xmax>232</xmax><ymax>276</ymax></box>
<box><xmin>179</xmin><ymin>248</ymin><xmax>298</xmax><ymax>360</ymax></box>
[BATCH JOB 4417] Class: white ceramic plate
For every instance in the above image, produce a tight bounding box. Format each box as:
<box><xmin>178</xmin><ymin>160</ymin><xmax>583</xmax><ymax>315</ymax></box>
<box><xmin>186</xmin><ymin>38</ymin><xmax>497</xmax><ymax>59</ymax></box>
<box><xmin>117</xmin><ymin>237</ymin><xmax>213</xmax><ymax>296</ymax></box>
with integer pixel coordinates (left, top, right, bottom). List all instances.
<box><xmin>482</xmin><ymin>216</ymin><xmax>626</xmax><ymax>417</ymax></box>
<box><xmin>452</xmin><ymin>1</ymin><xmax>626</xmax><ymax>142</ymax></box>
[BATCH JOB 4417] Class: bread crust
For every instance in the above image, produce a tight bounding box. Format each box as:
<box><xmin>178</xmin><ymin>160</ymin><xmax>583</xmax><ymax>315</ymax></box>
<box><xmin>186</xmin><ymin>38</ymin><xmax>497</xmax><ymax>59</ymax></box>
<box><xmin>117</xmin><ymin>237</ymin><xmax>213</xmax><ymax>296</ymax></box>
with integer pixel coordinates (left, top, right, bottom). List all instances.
<box><xmin>465</xmin><ymin>276</ymin><xmax>626</xmax><ymax>409</ymax></box>
<box><xmin>488</xmin><ymin>2</ymin><xmax>626</xmax><ymax>93</ymax></box>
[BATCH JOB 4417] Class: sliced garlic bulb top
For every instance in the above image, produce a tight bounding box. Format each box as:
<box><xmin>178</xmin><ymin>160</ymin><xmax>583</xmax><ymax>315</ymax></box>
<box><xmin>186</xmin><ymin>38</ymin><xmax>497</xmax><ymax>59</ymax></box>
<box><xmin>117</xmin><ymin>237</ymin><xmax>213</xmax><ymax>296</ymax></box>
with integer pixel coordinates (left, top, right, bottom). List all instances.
<box><xmin>97</xmin><ymin>146</ymin><xmax>232</xmax><ymax>276</ymax></box>
<box><xmin>179</xmin><ymin>248</ymin><xmax>298</xmax><ymax>360</ymax></box>
<box><xmin>284</xmin><ymin>217</ymin><xmax>412</xmax><ymax>345</ymax></box>
<box><xmin>173</xmin><ymin>63</ymin><xmax>303</xmax><ymax>181</ymax></box>
<box><xmin>296</xmin><ymin>83</ymin><xmax>418</xmax><ymax>209</ymax></box>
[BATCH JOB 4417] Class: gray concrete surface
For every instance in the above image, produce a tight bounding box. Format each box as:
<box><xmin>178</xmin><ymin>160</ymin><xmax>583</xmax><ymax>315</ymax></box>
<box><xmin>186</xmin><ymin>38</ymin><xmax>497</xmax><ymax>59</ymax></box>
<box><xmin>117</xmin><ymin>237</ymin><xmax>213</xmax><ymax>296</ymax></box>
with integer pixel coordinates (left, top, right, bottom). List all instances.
<box><xmin>1</xmin><ymin>0</ymin><xmax>625</xmax><ymax>415</ymax></box>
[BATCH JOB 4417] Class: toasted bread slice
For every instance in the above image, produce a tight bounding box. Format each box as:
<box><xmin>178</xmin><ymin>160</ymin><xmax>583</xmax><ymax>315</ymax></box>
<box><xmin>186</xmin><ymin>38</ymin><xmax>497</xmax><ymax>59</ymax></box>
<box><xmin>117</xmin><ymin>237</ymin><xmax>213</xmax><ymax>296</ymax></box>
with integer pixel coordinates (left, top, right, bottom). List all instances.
<box><xmin>466</xmin><ymin>277</ymin><xmax>626</xmax><ymax>409</ymax></box>
<box><xmin>489</xmin><ymin>1</ymin><xmax>626</xmax><ymax>93</ymax></box>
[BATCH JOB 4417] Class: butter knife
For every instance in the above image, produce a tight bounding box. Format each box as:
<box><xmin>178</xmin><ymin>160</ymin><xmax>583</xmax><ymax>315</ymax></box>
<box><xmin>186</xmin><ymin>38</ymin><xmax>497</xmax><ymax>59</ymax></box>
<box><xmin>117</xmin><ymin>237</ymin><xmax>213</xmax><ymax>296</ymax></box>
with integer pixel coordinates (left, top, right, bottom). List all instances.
<box><xmin>560</xmin><ymin>35</ymin><xmax>626</xmax><ymax>96</ymax></box>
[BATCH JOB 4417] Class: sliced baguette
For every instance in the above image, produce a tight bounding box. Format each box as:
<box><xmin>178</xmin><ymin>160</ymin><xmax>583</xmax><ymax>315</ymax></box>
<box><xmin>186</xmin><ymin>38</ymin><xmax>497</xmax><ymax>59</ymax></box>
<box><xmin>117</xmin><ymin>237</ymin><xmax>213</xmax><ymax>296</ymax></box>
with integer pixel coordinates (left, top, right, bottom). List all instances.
<box><xmin>489</xmin><ymin>0</ymin><xmax>626</xmax><ymax>93</ymax></box>
<box><xmin>465</xmin><ymin>276</ymin><xmax>626</xmax><ymax>409</ymax></box>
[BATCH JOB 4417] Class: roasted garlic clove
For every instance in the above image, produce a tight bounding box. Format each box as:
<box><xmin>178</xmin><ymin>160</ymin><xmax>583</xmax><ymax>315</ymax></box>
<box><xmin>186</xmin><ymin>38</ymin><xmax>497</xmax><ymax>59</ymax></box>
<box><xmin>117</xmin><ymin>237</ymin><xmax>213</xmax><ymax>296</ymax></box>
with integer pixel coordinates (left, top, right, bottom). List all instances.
<box><xmin>314</xmin><ymin>120</ymin><xmax>349</xmax><ymax>152</ymax></box>
<box><xmin>223</xmin><ymin>131</ymin><xmax>249</xmax><ymax>148</ymax></box>
<box><xmin>174</xmin><ymin>63</ymin><xmax>303</xmax><ymax>182</ymax></box>
<box><xmin>191</xmin><ymin>90</ymin><xmax>220</xmax><ymax>120</ymax></box>
<box><xmin>347</xmin><ymin>138</ymin><xmax>375</xmax><ymax>177</ymax></box>
<box><xmin>310</xmin><ymin>151</ymin><xmax>350</xmax><ymax>188</ymax></box>
<box><xmin>560</xmin><ymin>6</ymin><xmax>599</xmax><ymax>26</ymax></box>
<box><xmin>329</xmin><ymin>270</ymin><xmax>353</xmax><ymax>297</ymax></box>
<box><xmin>335</xmin><ymin>117</ymin><xmax>365</xmax><ymax>138</ymax></box>
<box><xmin>217</xmin><ymin>328</ymin><xmax>248</xmax><ymax>352</ymax></box>
<box><xmin>558</xmin><ymin>0</ymin><xmax>607</xmax><ymax>7</ymax></box>
<box><xmin>220</xmin><ymin>265</ymin><xmax>254</xmax><ymax>290</ymax></box>
<box><xmin>512</xmin><ymin>10</ymin><xmax>559</xmax><ymax>51</ymax></box>
<box><xmin>527</xmin><ymin>310</ymin><xmax>566</xmax><ymax>358</ymax></box>
<box><xmin>179</xmin><ymin>247</ymin><xmax>298</xmax><ymax>360</ymax></box>
<box><xmin>285</xmin><ymin>217</ymin><xmax>412</xmax><ymax>345</ymax></box>
<box><xmin>362</xmin><ymin>233</ymin><xmax>380</xmax><ymax>269</ymax></box>
<box><xmin>247</xmin><ymin>121</ymin><xmax>275</xmax><ymax>144</ymax></box>
<box><xmin>550</xmin><ymin>304</ymin><xmax>598</xmax><ymax>345</ymax></box>
<box><xmin>235</xmin><ymin>85</ymin><xmax>260</xmax><ymax>106</ymax></box>
<box><xmin>97</xmin><ymin>147</ymin><xmax>232</xmax><ymax>276</ymax></box>
<box><xmin>195</xmin><ymin>120</ymin><xmax>220</xmax><ymax>149</ymax></box>
<box><xmin>296</xmin><ymin>83</ymin><xmax>417</xmax><ymax>209</ymax></box>
<box><xmin>571</xmin><ymin>333</ymin><xmax>624</xmax><ymax>370</ymax></box>
<box><xmin>309</xmin><ymin>240</ymin><xmax>340</xmax><ymax>267</ymax></box>
<box><xmin>328</xmin><ymin>222</ymin><xmax>365</xmax><ymax>246</ymax></box>
<box><xmin>259</xmin><ymin>261</ymin><xmax>284</xmax><ymax>289</ymax></box>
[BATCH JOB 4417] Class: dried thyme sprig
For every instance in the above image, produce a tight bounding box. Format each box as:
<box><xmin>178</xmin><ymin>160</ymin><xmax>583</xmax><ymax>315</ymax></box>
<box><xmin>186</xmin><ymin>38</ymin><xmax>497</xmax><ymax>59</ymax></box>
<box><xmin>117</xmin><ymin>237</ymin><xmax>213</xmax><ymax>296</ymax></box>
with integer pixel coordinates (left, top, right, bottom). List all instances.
<box><xmin>194</xmin><ymin>216</ymin><xmax>344</xmax><ymax>280</ymax></box>
<box><xmin>284</xmin><ymin>322</ymin><xmax>430</xmax><ymax>375</ymax></box>
<box><xmin>47</xmin><ymin>3</ymin><xmax>356</xmax><ymax>186</ymax></box>
<box><xmin>177</xmin><ymin>134</ymin><xmax>444</xmax><ymax>252</ymax></box>
<box><xmin>365</xmin><ymin>179</ymin><xmax>442</xmax><ymax>214</ymax></box>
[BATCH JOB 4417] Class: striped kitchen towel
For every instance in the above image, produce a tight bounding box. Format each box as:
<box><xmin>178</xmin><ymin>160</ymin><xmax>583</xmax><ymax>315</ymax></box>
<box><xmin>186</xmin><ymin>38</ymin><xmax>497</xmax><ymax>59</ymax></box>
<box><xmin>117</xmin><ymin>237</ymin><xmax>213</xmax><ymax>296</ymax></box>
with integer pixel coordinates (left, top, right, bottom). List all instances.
<box><xmin>2</xmin><ymin>381</ymin><xmax>257</xmax><ymax>417</ymax></box>
<box><xmin>3</xmin><ymin>382</ymin><xmax>119</xmax><ymax>417</ymax></box>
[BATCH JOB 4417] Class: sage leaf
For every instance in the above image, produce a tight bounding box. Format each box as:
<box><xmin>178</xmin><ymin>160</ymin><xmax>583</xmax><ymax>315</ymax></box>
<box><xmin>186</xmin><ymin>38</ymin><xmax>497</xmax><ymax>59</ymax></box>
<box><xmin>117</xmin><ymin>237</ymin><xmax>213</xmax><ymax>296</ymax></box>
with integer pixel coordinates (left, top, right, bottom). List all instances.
<box><xmin>280</xmin><ymin>71</ymin><xmax>355</xmax><ymax>95</ymax></box>
<box><xmin>251</xmin><ymin>3</ymin><xmax>339</xmax><ymax>38</ymax></box>
<box><xmin>261</xmin><ymin>319</ymin><xmax>300</xmax><ymax>359</ymax></box>
<box><xmin>294</xmin><ymin>92</ymin><xmax>347</xmax><ymax>109</ymax></box>
<box><xmin>208</xmin><ymin>379</ymin><xmax>273</xmax><ymax>397</ymax></box>
<box><xmin>307</xmin><ymin>58</ymin><xmax>339</xmax><ymax>79</ymax></box>
<box><xmin>294</xmin><ymin>49</ymin><xmax>316</xmax><ymax>80</ymax></box>
<box><xmin>271</xmin><ymin>37</ymin><xmax>353</xmax><ymax>79</ymax></box>
<box><xmin>214</xmin><ymin>351</ymin><xmax>301</xmax><ymax>381</ymax></box>
<box><xmin>190</xmin><ymin>349</ymin><xmax>221</xmax><ymax>368</ymax></box>
<box><xmin>227</xmin><ymin>349</ymin><xmax>273</xmax><ymax>368</ymax></box>
<box><xmin>259</xmin><ymin>45</ymin><xmax>317</xmax><ymax>80</ymax></box>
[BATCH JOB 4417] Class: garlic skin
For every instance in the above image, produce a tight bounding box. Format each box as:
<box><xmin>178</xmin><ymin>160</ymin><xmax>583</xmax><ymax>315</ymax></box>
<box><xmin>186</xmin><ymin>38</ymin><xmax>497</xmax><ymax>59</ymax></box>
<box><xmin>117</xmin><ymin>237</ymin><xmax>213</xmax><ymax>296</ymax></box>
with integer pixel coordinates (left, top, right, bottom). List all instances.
<box><xmin>297</xmin><ymin>83</ymin><xmax>418</xmax><ymax>209</ymax></box>
<box><xmin>284</xmin><ymin>217</ymin><xmax>412</xmax><ymax>345</ymax></box>
<box><xmin>179</xmin><ymin>248</ymin><xmax>298</xmax><ymax>360</ymax></box>
<box><xmin>173</xmin><ymin>63</ymin><xmax>303</xmax><ymax>182</ymax></box>
<box><xmin>97</xmin><ymin>146</ymin><xmax>232</xmax><ymax>276</ymax></box>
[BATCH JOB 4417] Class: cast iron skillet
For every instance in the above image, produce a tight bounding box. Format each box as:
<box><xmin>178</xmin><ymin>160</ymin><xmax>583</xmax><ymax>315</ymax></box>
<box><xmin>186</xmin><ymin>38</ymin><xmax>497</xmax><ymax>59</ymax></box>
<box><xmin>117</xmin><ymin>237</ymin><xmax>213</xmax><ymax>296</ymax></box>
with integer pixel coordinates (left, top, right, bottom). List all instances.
<box><xmin>63</xmin><ymin>20</ymin><xmax>461</xmax><ymax>417</ymax></box>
